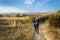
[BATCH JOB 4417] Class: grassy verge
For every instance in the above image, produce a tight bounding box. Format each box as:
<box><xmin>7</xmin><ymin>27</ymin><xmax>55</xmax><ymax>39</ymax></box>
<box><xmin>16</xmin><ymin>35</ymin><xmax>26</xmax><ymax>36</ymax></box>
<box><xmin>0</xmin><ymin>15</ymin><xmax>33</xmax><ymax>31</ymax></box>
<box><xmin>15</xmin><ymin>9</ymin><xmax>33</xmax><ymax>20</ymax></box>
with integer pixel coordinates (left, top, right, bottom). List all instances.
<box><xmin>42</xmin><ymin>21</ymin><xmax>60</xmax><ymax>40</ymax></box>
<box><xmin>0</xmin><ymin>23</ymin><xmax>34</xmax><ymax>40</ymax></box>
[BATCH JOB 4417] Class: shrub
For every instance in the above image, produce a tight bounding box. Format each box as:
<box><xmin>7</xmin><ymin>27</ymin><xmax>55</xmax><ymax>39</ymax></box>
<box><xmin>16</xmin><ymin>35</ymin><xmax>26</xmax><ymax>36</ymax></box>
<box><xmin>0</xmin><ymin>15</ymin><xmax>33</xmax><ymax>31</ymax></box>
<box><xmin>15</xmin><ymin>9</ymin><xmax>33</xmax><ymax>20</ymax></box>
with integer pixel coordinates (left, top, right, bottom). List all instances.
<box><xmin>49</xmin><ymin>10</ymin><xmax>60</xmax><ymax>27</ymax></box>
<box><xmin>16</xmin><ymin>14</ymin><xmax>20</xmax><ymax>17</ymax></box>
<box><xmin>22</xmin><ymin>20</ymin><xmax>30</xmax><ymax>24</ymax></box>
<box><xmin>22</xmin><ymin>14</ymin><xmax>27</xmax><ymax>17</ymax></box>
<box><xmin>0</xmin><ymin>15</ymin><xmax>3</xmax><ymax>17</ymax></box>
<box><xmin>54</xmin><ymin>10</ymin><xmax>60</xmax><ymax>18</ymax></box>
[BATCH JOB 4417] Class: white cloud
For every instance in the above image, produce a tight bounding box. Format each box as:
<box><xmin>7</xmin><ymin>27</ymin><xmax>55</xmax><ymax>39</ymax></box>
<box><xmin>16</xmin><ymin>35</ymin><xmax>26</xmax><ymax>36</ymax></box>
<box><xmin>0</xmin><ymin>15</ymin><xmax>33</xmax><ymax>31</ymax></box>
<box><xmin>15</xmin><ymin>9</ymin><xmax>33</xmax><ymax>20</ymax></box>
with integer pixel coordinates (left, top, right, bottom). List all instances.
<box><xmin>24</xmin><ymin>0</ymin><xmax>35</xmax><ymax>5</ymax></box>
<box><xmin>41</xmin><ymin>0</ymin><xmax>50</xmax><ymax>4</ymax></box>
<box><xmin>0</xmin><ymin>6</ymin><xmax>29</xmax><ymax>13</ymax></box>
<box><xmin>36</xmin><ymin>0</ymin><xmax>50</xmax><ymax>6</ymax></box>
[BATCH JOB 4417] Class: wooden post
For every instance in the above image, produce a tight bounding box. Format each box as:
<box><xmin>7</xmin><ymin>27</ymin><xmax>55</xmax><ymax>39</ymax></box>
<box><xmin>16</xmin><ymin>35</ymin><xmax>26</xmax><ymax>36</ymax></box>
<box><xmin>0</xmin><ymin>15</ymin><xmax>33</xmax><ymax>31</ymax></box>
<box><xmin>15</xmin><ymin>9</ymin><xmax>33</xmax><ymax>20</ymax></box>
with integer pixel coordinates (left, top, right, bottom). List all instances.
<box><xmin>14</xmin><ymin>20</ymin><xmax>16</xmax><ymax>27</ymax></box>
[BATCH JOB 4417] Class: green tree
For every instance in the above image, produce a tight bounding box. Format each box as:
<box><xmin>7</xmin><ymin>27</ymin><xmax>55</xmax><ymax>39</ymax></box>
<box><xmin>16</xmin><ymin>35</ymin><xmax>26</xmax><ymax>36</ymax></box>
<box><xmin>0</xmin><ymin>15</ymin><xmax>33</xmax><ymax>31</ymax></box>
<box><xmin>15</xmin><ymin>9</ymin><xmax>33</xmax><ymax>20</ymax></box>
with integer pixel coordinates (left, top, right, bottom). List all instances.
<box><xmin>54</xmin><ymin>10</ymin><xmax>60</xmax><ymax>18</ymax></box>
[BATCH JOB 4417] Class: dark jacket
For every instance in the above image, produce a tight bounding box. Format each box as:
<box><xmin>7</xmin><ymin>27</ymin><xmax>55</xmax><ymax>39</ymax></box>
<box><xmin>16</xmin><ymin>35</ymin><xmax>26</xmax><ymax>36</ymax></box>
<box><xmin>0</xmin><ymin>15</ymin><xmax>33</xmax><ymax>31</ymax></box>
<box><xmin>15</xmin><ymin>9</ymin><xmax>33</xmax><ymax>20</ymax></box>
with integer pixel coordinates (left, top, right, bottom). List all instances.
<box><xmin>35</xmin><ymin>17</ymin><xmax>40</xmax><ymax>24</ymax></box>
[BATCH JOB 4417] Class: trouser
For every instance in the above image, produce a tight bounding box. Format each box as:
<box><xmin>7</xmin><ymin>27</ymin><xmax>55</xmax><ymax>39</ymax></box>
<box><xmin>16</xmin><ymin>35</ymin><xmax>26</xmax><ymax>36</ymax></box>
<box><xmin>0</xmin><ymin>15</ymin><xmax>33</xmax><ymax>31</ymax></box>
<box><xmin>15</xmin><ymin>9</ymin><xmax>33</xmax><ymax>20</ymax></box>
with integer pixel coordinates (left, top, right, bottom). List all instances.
<box><xmin>35</xmin><ymin>24</ymin><xmax>39</xmax><ymax>34</ymax></box>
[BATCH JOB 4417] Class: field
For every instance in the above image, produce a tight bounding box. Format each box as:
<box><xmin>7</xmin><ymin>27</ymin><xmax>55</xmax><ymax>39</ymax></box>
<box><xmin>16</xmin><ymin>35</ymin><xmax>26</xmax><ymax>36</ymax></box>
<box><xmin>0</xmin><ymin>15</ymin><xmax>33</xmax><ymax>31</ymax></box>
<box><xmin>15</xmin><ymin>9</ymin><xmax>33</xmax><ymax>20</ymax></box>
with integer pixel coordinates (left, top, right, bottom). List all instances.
<box><xmin>0</xmin><ymin>11</ymin><xmax>60</xmax><ymax>40</ymax></box>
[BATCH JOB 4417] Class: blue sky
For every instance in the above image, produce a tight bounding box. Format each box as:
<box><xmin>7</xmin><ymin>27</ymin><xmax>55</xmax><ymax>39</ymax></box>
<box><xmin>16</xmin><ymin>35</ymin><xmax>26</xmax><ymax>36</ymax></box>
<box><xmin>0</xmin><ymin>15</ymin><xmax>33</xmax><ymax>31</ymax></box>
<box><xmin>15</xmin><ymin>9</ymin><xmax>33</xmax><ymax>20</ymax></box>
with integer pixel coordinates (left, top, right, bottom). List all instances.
<box><xmin>0</xmin><ymin>0</ymin><xmax>60</xmax><ymax>13</ymax></box>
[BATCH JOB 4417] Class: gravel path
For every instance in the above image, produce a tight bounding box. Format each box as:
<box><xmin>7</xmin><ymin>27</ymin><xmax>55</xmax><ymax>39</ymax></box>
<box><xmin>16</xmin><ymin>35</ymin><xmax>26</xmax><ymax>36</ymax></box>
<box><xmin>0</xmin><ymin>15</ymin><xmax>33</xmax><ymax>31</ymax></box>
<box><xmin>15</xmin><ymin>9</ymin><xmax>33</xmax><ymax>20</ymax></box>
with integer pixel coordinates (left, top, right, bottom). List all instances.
<box><xmin>33</xmin><ymin>23</ymin><xmax>46</xmax><ymax>40</ymax></box>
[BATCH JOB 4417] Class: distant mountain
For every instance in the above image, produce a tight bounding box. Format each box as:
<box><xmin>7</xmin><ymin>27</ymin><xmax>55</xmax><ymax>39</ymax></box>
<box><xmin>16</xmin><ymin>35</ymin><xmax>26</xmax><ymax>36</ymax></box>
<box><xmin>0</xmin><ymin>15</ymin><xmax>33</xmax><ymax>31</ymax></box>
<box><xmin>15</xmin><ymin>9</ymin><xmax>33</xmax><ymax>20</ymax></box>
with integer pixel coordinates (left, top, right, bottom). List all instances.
<box><xmin>0</xmin><ymin>12</ymin><xmax>53</xmax><ymax>15</ymax></box>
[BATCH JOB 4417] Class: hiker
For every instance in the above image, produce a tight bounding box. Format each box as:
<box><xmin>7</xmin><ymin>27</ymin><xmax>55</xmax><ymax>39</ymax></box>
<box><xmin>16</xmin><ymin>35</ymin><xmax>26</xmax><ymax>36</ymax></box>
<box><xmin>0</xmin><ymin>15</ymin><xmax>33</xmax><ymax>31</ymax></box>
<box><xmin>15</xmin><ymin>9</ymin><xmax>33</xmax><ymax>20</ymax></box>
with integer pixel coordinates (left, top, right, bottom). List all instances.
<box><xmin>35</xmin><ymin>16</ymin><xmax>40</xmax><ymax>26</ymax></box>
<box><xmin>35</xmin><ymin>16</ymin><xmax>40</xmax><ymax>33</ymax></box>
<box><xmin>32</xmin><ymin>16</ymin><xmax>40</xmax><ymax>34</ymax></box>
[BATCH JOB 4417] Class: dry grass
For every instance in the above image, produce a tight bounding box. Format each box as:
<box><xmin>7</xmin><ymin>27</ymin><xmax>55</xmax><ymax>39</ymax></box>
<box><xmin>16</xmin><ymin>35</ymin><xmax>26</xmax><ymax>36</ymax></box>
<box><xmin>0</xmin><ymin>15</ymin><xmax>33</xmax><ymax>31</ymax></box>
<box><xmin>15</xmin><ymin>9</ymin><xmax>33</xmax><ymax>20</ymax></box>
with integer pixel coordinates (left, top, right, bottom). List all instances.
<box><xmin>0</xmin><ymin>22</ymin><xmax>34</xmax><ymax>40</ymax></box>
<box><xmin>42</xmin><ymin>22</ymin><xmax>60</xmax><ymax>40</ymax></box>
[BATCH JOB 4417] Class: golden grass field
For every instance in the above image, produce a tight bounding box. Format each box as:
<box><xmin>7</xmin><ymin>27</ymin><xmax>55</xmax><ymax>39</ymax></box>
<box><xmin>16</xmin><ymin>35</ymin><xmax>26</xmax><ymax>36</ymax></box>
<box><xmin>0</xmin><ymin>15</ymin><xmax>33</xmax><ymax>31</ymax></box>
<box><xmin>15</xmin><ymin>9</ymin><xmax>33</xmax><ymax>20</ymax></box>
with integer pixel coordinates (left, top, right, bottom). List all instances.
<box><xmin>0</xmin><ymin>12</ymin><xmax>60</xmax><ymax>40</ymax></box>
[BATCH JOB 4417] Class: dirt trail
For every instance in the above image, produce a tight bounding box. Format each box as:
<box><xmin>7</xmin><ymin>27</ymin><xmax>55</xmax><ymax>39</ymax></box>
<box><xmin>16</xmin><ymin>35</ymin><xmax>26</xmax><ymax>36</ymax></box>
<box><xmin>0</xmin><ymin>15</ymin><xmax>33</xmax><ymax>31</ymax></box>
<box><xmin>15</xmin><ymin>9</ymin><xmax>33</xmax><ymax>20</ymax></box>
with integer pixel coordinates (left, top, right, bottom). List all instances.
<box><xmin>33</xmin><ymin>23</ymin><xmax>46</xmax><ymax>40</ymax></box>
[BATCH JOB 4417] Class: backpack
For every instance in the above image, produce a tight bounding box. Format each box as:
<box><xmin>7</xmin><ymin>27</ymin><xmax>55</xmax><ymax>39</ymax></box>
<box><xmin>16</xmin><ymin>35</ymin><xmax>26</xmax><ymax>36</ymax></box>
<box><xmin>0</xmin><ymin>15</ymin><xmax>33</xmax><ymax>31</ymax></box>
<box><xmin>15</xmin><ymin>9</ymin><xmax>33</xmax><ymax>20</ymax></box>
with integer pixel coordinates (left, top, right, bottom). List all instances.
<box><xmin>35</xmin><ymin>17</ymin><xmax>40</xmax><ymax>23</ymax></box>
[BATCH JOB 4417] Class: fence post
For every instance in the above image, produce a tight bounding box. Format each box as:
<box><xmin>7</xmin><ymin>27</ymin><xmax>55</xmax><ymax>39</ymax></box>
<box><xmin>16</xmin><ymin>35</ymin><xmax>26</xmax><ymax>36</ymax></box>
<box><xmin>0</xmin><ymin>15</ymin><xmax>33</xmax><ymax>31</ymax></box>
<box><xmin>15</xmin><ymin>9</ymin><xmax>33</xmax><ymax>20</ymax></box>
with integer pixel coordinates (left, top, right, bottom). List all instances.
<box><xmin>14</xmin><ymin>20</ymin><xmax>16</xmax><ymax>27</ymax></box>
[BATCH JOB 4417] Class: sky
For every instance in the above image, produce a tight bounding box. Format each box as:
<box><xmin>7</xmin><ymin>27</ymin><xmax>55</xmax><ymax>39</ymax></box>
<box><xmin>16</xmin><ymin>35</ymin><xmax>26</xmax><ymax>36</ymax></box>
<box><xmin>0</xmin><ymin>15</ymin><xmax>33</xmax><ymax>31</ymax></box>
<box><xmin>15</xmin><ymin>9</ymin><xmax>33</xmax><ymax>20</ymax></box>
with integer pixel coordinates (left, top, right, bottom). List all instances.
<box><xmin>0</xmin><ymin>0</ymin><xmax>60</xmax><ymax>13</ymax></box>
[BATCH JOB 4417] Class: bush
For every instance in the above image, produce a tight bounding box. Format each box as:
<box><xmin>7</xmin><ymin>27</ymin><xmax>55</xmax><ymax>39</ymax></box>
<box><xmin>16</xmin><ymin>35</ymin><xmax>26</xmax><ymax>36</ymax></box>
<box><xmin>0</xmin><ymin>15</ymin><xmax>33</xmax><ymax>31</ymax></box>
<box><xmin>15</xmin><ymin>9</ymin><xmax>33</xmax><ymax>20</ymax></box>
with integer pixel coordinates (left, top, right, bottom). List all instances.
<box><xmin>0</xmin><ymin>15</ymin><xmax>3</xmax><ymax>17</ymax></box>
<box><xmin>22</xmin><ymin>14</ymin><xmax>27</xmax><ymax>17</ymax></box>
<box><xmin>16</xmin><ymin>14</ymin><xmax>20</xmax><ymax>17</ymax></box>
<box><xmin>54</xmin><ymin>10</ymin><xmax>60</xmax><ymax>18</ymax></box>
<box><xmin>49</xmin><ymin>10</ymin><xmax>60</xmax><ymax>27</ymax></box>
<box><xmin>22</xmin><ymin>20</ymin><xmax>30</xmax><ymax>24</ymax></box>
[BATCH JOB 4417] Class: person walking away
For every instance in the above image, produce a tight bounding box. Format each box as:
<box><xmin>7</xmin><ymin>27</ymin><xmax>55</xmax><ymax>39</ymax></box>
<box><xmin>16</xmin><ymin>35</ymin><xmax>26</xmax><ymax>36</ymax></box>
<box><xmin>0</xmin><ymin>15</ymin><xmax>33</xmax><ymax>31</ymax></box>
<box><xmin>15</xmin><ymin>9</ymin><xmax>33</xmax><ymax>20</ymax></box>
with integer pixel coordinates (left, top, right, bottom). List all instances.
<box><xmin>32</xmin><ymin>16</ymin><xmax>41</xmax><ymax>34</ymax></box>
<box><xmin>35</xmin><ymin>16</ymin><xmax>41</xmax><ymax>34</ymax></box>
